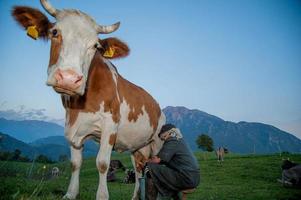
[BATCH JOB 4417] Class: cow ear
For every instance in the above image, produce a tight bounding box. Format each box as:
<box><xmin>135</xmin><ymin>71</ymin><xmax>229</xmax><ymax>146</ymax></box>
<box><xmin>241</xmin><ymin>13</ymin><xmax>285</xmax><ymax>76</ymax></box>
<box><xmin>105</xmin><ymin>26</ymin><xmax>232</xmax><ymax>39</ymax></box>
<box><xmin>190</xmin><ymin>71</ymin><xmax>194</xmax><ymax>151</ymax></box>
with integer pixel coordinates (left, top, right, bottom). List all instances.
<box><xmin>12</xmin><ymin>6</ymin><xmax>52</xmax><ymax>40</ymax></box>
<box><xmin>99</xmin><ymin>37</ymin><xmax>130</xmax><ymax>59</ymax></box>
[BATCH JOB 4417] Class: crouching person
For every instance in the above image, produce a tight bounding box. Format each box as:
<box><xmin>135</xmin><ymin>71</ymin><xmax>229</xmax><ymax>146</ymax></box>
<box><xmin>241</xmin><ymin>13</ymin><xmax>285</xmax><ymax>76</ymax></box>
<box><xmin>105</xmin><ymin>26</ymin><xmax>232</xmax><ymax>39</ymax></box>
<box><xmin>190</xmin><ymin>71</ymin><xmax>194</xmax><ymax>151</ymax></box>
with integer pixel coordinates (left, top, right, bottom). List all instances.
<box><xmin>145</xmin><ymin>124</ymin><xmax>200</xmax><ymax>200</ymax></box>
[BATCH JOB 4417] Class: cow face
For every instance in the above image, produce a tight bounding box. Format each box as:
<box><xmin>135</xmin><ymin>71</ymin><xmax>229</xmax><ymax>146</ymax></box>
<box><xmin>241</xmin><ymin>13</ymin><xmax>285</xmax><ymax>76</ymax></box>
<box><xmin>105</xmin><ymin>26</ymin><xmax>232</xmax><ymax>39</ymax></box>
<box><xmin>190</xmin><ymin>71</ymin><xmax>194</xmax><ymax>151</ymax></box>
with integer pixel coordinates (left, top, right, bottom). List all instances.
<box><xmin>12</xmin><ymin>0</ymin><xmax>128</xmax><ymax>96</ymax></box>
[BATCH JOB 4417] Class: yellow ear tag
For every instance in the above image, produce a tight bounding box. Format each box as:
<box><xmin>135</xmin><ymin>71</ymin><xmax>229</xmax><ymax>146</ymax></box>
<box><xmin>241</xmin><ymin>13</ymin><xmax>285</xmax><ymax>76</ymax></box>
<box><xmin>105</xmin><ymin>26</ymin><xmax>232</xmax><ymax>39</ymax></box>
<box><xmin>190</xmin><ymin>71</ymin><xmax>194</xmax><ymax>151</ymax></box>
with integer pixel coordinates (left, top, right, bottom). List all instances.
<box><xmin>103</xmin><ymin>47</ymin><xmax>115</xmax><ymax>58</ymax></box>
<box><xmin>27</xmin><ymin>25</ymin><xmax>39</xmax><ymax>40</ymax></box>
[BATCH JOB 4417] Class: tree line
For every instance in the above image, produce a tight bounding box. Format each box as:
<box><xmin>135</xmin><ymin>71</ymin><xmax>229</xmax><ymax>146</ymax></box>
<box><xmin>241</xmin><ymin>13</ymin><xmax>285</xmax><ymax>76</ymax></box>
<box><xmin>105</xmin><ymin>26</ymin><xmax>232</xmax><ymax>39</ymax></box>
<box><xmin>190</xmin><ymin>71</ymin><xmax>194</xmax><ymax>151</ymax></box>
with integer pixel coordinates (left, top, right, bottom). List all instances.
<box><xmin>196</xmin><ymin>134</ymin><xmax>214</xmax><ymax>152</ymax></box>
<box><xmin>0</xmin><ymin>149</ymin><xmax>68</xmax><ymax>163</ymax></box>
<box><xmin>0</xmin><ymin>134</ymin><xmax>214</xmax><ymax>163</ymax></box>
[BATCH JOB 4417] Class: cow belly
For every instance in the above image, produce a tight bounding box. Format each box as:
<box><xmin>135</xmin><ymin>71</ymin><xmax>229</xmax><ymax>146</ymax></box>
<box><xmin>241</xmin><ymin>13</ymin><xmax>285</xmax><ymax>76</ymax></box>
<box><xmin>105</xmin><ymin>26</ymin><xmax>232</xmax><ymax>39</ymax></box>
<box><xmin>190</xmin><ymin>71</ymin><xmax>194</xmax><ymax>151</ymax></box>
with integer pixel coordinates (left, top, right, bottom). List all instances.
<box><xmin>115</xmin><ymin>128</ymin><xmax>153</xmax><ymax>152</ymax></box>
<box><xmin>114</xmin><ymin>101</ymin><xmax>156</xmax><ymax>152</ymax></box>
<box><xmin>115</xmin><ymin>119</ymin><xmax>154</xmax><ymax>152</ymax></box>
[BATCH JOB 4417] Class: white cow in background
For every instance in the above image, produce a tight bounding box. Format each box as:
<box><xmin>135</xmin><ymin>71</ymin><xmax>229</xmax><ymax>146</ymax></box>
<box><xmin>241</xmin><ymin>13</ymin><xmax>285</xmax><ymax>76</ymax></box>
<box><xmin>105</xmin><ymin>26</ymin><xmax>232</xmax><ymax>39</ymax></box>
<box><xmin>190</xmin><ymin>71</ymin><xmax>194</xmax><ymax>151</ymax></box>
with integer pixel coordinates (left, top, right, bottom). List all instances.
<box><xmin>51</xmin><ymin>167</ymin><xmax>60</xmax><ymax>177</ymax></box>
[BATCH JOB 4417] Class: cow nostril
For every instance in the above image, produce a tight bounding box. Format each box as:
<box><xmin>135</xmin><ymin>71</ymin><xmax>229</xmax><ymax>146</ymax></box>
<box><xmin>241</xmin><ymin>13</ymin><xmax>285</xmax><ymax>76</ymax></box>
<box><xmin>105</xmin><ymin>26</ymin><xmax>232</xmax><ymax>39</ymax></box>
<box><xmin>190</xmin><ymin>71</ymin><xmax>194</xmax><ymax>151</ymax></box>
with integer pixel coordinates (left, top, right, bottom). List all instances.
<box><xmin>75</xmin><ymin>75</ymin><xmax>83</xmax><ymax>84</ymax></box>
<box><xmin>53</xmin><ymin>69</ymin><xmax>83</xmax><ymax>89</ymax></box>
<box><xmin>55</xmin><ymin>69</ymin><xmax>64</xmax><ymax>82</ymax></box>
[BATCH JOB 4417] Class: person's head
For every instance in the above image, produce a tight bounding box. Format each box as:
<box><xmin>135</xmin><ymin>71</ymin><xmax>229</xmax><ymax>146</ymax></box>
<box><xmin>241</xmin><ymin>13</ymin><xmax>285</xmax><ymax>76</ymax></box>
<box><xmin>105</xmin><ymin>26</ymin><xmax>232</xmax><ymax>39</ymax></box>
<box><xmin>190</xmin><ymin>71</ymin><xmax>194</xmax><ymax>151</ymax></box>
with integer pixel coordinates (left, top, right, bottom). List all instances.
<box><xmin>159</xmin><ymin>131</ymin><xmax>171</xmax><ymax>141</ymax></box>
<box><xmin>158</xmin><ymin>124</ymin><xmax>182</xmax><ymax>141</ymax></box>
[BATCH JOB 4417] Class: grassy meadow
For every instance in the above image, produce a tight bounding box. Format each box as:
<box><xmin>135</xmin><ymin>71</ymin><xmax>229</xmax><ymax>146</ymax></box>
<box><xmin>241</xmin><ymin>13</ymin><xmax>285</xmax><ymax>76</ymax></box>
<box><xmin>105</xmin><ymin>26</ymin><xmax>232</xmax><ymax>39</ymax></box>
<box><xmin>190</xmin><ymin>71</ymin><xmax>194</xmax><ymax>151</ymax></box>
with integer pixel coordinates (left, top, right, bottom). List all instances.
<box><xmin>0</xmin><ymin>152</ymin><xmax>301</xmax><ymax>200</ymax></box>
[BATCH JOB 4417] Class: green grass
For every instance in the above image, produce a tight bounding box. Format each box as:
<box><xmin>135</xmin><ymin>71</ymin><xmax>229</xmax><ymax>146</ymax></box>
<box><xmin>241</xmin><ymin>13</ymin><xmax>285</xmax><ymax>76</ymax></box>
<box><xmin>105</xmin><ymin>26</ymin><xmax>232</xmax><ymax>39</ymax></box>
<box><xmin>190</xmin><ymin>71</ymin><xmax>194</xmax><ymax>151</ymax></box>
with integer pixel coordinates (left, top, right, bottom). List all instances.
<box><xmin>1</xmin><ymin>153</ymin><xmax>301</xmax><ymax>200</ymax></box>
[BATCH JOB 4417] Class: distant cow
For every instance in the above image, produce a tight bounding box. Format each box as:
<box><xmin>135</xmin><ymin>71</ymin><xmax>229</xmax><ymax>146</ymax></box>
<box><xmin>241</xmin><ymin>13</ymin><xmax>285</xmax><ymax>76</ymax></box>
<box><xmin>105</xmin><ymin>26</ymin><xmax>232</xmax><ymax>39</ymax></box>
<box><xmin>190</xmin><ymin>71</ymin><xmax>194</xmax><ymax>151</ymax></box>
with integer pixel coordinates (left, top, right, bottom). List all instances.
<box><xmin>278</xmin><ymin>159</ymin><xmax>301</xmax><ymax>187</ymax></box>
<box><xmin>124</xmin><ymin>169</ymin><xmax>136</xmax><ymax>184</ymax></box>
<box><xmin>110</xmin><ymin>160</ymin><xmax>126</xmax><ymax>171</ymax></box>
<box><xmin>52</xmin><ymin>167</ymin><xmax>60</xmax><ymax>177</ymax></box>
<box><xmin>216</xmin><ymin>147</ymin><xmax>228</xmax><ymax>162</ymax></box>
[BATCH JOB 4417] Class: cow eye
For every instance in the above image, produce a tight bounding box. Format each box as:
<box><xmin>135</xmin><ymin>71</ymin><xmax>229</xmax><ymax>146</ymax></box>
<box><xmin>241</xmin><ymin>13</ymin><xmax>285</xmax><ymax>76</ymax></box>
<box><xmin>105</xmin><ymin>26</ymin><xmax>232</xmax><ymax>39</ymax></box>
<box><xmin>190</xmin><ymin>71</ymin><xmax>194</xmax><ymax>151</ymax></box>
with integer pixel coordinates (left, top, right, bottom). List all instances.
<box><xmin>94</xmin><ymin>43</ymin><xmax>103</xmax><ymax>49</ymax></box>
<box><xmin>52</xmin><ymin>29</ymin><xmax>58</xmax><ymax>37</ymax></box>
<box><xmin>94</xmin><ymin>43</ymin><xmax>103</xmax><ymax>50</ymax></box>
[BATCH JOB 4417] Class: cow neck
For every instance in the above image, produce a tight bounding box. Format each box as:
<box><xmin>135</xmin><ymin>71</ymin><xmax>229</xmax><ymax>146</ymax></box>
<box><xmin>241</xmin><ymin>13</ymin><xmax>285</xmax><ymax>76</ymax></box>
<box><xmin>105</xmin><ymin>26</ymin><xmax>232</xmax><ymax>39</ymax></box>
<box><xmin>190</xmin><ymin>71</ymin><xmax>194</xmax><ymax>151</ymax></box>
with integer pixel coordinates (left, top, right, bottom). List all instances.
<box><xmin>62</xmin><ymin>51</ymin><xmax>121</xmax><ymax>127</ymax></box>
<box><xmin>61</xmin><ymin>51</ymin><xmax>161</xmax><ymax>131</ymax></box>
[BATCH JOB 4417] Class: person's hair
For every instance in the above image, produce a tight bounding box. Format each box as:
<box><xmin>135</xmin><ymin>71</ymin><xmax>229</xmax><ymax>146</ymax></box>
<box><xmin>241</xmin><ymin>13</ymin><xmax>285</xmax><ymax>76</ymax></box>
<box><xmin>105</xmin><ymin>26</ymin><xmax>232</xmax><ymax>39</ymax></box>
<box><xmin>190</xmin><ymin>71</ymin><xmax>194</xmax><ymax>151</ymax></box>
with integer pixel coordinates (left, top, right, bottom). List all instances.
<box><xmin>166</xmin><ymin>128</ymin><xmax>183</xmax><ymax>140</ymax></box>
<box><xmin>158</xmin><ymin>124</ymin><xmax>176</xmax><ymax>136</ymax></box>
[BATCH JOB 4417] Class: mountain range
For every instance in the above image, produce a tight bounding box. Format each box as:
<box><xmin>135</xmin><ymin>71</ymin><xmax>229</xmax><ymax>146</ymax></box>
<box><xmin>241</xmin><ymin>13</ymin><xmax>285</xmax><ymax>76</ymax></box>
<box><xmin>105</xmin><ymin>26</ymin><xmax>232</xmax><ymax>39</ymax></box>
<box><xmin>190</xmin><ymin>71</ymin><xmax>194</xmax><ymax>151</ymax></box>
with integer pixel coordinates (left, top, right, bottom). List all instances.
<box><xmin>0</xmin><ymin>106</ymin><xmax>301</xmax><ymax>159</ymax></box>
<box><xmin>0</xmin><ymin>118</ymin><xmax>63</xmax><ymax>143</ymax></box>
<box><xmin>163</xmin><ymin>106</ymin><xmax>301</xmax><ymax>153</ymax></box>
<box><xmin>0</xmin><ymin>105</ymin><xmax>64</xmax><ymax>126</ymax></box>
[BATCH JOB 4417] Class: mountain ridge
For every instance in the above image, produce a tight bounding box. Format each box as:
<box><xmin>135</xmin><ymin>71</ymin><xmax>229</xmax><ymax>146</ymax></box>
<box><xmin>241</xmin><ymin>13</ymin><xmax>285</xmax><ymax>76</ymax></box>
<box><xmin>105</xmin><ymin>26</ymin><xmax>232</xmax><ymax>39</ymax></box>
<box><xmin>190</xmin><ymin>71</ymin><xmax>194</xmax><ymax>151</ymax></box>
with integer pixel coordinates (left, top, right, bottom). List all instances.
<box><xmin>0</xmin><ymin>118</ymin><xmax>64</xmax><ymax>143</ymax></box>
<box><xmin>0</xmin><ymin>133</ymin><xmax>99</xmax><ymax>161</ymax></box>
<box><xmin>163</xmin><ymin>106</ymin><xmax>301</xmax><ymax>153</ymax></box>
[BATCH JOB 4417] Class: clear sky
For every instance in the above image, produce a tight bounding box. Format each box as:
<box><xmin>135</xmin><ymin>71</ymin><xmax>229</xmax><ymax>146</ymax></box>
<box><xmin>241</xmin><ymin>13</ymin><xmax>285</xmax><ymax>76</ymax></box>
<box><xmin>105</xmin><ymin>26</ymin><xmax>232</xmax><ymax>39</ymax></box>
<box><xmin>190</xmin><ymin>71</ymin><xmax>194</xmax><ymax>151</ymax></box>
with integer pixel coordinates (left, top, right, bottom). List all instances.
<box><xmin>0</xmin><ymin>0</ymin><xmax>300</xmax><ymax>138</ymax></box>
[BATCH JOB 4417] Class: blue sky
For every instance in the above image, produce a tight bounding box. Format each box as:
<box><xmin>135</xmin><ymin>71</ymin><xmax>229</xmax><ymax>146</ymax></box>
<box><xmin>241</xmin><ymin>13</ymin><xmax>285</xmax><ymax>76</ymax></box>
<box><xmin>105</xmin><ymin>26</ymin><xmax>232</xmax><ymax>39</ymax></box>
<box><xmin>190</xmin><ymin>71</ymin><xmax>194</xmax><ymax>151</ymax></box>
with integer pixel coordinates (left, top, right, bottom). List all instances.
<box><xmin>0</xmin><ymin>0</ymin><xmax>300</xmax><ymax>138</ymax></box>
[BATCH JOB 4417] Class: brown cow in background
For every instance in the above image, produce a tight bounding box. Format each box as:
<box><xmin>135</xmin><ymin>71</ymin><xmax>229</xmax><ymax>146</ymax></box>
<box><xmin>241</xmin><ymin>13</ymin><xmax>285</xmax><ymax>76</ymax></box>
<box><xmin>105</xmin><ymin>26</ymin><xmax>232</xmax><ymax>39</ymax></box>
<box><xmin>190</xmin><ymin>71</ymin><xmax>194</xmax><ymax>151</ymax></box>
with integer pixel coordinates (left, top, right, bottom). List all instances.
<box><xmin>216</xmin><ymin>147</ymin><xmax>228</xmax><ymax>163</ymax></box>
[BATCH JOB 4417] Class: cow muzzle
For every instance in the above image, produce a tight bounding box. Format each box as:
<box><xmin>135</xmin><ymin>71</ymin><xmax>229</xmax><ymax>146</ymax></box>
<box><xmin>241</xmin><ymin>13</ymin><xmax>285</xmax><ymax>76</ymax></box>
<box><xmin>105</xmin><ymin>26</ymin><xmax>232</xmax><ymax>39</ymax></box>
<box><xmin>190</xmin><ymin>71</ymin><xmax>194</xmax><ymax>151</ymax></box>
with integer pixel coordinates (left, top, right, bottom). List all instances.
<box><xmin>50</xmin><ymin>68</ymin><xmax>84</xmax><ymax>95</ymax></box>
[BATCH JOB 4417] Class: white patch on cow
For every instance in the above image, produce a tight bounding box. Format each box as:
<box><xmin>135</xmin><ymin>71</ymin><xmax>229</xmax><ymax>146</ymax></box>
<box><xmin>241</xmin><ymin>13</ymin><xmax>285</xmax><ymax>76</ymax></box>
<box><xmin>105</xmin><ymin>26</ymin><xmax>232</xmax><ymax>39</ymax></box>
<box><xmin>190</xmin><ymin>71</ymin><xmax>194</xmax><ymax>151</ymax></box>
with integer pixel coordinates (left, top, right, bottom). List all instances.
<box><xmin>65</xmin><ymin>101</ymin><xmax>115</xmax><ymax>148</ymax></box>
<box><xmin>103</xmin><ymin>59</ymin><xmax>118</xmax><ymax>85</ymax></box>
<box><xmin>47</xmin><ymin>11</ymin><xmax>99</xmax><ymax>95</ymax></box>
<box><xmin>114</xmin><ymin>100</ymin><xmax>154</xmax><ymax>152</ymax></box>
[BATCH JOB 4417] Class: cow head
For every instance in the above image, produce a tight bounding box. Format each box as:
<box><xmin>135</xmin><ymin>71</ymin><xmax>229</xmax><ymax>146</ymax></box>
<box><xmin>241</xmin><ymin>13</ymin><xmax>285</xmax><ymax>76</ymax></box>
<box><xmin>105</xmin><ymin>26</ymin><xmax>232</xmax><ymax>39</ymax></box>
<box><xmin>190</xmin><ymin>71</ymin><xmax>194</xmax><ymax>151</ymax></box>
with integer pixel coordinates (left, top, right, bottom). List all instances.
<box><xmin>12</xmin><ymin>0</ymin><xmax>129</xmax><ymax>96</ymax></box>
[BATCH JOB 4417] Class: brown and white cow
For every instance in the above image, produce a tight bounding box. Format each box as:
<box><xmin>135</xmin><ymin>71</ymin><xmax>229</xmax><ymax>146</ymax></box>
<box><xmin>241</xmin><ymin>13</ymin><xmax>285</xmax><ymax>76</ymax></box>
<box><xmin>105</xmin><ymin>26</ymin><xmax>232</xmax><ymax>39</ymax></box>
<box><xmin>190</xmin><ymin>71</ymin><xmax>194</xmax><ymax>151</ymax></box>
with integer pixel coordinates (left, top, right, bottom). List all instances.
<box><xmin>216</xmin><ymin>147</ymin><xmax>228</xmax><ymax>163</ymax></box>
<box><xmin>12</xmin><ymin>1</ymin><xmax>165</xmax><ymax>199</ymax></box>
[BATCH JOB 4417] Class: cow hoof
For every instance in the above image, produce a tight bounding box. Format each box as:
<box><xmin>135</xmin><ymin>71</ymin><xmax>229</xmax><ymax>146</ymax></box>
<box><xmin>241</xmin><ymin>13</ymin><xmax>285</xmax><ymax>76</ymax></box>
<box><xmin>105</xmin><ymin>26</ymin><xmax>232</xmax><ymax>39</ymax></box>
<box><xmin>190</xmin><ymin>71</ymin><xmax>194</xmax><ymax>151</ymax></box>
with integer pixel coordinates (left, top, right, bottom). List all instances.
<box><xmin>63</xmin><ymin>193</ymin><xmax>76</xmax><ymax>200</ymax></box>
<box><xmin>131</xmin><ymin>195</ymin><xmax>139</xmax><ymax>200</ymax></box>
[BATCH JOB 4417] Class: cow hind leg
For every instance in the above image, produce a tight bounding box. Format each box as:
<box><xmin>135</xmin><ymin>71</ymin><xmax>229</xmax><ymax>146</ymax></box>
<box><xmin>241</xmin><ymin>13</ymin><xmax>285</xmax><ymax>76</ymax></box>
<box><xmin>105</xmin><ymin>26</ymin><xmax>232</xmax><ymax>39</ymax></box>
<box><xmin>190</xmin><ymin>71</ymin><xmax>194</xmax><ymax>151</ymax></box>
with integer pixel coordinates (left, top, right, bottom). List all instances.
<box><xmin>130</xmin><ymin>154</ymin><xmax>142</xmax><ymax>200</ymax></box>
<box><xmin>63</xmin><ymin>146</ymin><xmax>83</xmax><ymax>199</ymax></box>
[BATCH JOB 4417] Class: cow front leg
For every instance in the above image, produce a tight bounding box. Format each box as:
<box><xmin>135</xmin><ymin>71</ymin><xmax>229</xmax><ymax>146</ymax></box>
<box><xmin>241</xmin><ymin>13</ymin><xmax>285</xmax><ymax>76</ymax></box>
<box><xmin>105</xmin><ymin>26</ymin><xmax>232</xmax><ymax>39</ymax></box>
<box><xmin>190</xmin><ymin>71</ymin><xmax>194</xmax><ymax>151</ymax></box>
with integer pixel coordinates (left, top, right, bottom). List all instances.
<box><xmin>63</xmin><ymin>146</ymin><xmax>83</xmax><ymax>200</ymax></box>
<box><xmin>96</xmin><ymin>131</ymin><xmax>116</xmax><ymax>200</ymax></box>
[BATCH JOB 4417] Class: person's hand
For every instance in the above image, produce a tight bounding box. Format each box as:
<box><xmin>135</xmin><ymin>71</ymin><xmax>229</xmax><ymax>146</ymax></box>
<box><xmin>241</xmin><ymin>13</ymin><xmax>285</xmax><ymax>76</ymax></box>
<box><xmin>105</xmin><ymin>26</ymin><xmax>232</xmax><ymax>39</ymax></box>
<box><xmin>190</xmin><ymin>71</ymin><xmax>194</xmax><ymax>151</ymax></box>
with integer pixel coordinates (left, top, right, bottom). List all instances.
<box><xmin>149</xmin><ymin>156</ymin><xmax>161</xmax><ymax>163</ymax></box>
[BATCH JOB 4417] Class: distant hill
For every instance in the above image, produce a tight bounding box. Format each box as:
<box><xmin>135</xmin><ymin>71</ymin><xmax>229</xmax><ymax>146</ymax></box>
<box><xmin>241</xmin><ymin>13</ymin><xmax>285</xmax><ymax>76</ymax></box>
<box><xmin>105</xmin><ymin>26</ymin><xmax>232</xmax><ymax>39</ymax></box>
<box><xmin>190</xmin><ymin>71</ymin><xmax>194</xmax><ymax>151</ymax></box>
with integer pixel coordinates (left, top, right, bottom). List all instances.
<box><xmin>0</xmin><ymin>132</ymin><xmax>37</xmax><ymax>158</ymax></box>
<box><xmin>30</xmin><ymin>136</ymin><xmax>99</xmax><ymax>158</ymax></box>
<box><xmin>0</xmin><ymin>133</ymin><xmax>99</xmax><ymax>161</ymax></box>
<box><xmin>163</xmin><ymin>106</ymin><xmax>301</xmax><ymax>153</ymax></box>
<box><xmin>0</xmin><ymin>118</ymin><xmax>64</xmax><ymax>143</ymax></box>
